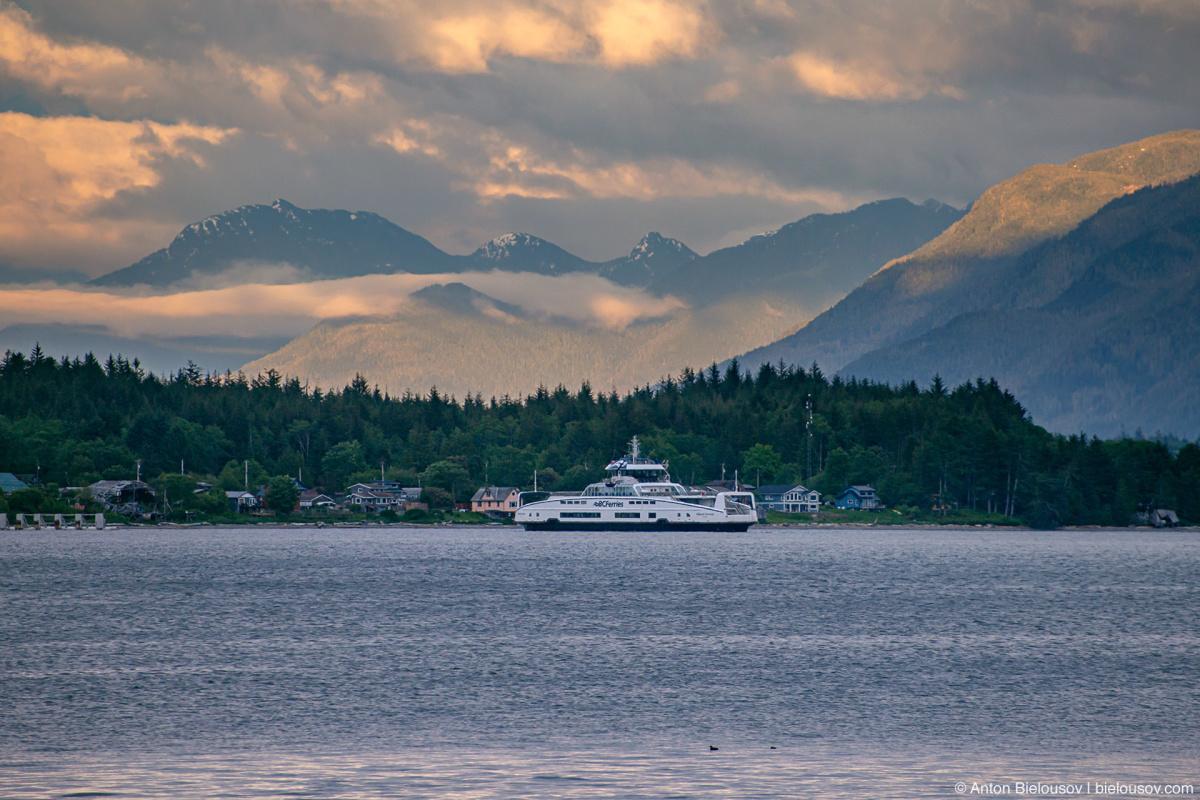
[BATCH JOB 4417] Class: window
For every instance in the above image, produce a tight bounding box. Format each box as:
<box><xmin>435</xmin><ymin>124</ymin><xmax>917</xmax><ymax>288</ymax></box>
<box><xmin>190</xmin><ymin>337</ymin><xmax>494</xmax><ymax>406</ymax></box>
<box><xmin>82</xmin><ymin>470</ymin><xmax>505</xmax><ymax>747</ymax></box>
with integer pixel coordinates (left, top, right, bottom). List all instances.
<box><xmin>561</xmin><ymin>512</ymin><xmax>601</xmax><ymax>518</ymax></box>
<box><xmin>614</xmin><ymin>512</ymin><xmax>640</xmax><ymax>518</ymax></box>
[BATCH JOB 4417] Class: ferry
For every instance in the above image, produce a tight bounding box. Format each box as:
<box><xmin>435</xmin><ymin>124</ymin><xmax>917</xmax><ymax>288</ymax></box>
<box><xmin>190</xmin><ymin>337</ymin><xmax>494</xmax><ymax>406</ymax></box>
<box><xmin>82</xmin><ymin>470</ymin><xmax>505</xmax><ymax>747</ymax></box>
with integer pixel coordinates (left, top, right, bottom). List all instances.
<box><xmin>515</xmin><ymin>437</ymin><xmax>757</xmax><ymax>531</ymax></box>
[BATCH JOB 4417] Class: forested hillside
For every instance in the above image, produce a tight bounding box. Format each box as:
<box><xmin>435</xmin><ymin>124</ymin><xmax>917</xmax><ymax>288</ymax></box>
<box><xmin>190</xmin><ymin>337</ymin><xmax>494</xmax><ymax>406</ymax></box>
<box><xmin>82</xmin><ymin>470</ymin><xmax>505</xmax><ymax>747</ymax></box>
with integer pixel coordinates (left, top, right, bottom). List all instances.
<box><xmin>843</xmin><ymin>175</ymin><xmax>1200</xmax><ymax>437</ymax></box>
<box><xmin>1</xmin><ymin>349</ymin><xmax>1196</xmax><ymax>527</ymax></box>
<box><xmin>739</xmin><ymin>129</ymin><xmax>1200</xmax><ymax>375</ymax></box>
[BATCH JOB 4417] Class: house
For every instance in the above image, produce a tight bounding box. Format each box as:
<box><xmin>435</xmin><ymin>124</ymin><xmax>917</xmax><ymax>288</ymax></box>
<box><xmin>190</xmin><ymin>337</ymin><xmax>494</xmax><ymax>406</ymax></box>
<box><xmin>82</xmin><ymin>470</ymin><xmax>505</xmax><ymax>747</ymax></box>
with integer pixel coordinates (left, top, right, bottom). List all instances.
<box><xmin>1153</xmin><ymin>509</ymin><xmax>1180</xmax><ymax>527</ymax></box>
<box><xmin>90</xmin><ymin>480</ymin><xmax>157</xmax><ymax>514</ymax></box>
<box><xmin>225</xmin><ymin>490</ymin><xmax>259</xmax><ymax>513</ymax></box>
<box><xmin>1136</xmin><ymin>507</ymin><xmax>1180</xmax><ymax>528</ymax></box>
<box><xmin>343</xmin><ymin>483</ymin><xmax>400</xmax><ymax>511</ymax></box>
<box><xmin>755</xmin><ymin>484</ymin><xmax>794</xmax><ymax>510</ymax></box>
<box><xmin>755</xmin><ymin>484</ymin><xmax>821</xmax><ymax>513</ymax></box>
<box><xmin>835</xmin><ymin>485</ymin><xmax>881</xmax><ymax>510</ymax></box>
<box><xmin>471</xmin><ymin>486</ymin><xmax>520</xmax><ymax>517</ymax></box>
<box><xmin>0</xmin><ymin>472</ymin><xmax>29</xmax><ymax>493</ymax></box>
<box><xmin>396</xmin><ymin>487</ymin><xmax>423</xmax><ymax>505</ymax></box>
<box><xmin>298</xmin><ymin>490</ymin><xmax>336</xmax><ymax>510</ymax></box>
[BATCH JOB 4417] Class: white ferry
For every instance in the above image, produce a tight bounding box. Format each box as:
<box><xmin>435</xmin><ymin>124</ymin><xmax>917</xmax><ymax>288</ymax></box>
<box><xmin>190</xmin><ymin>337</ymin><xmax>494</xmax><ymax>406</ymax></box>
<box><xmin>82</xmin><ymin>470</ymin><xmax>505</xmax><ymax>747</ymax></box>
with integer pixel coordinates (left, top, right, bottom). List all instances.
<box><xmin>515</xmin><ymin>437</ymin><xmax>757</xmax><ymax>531</ymax></box>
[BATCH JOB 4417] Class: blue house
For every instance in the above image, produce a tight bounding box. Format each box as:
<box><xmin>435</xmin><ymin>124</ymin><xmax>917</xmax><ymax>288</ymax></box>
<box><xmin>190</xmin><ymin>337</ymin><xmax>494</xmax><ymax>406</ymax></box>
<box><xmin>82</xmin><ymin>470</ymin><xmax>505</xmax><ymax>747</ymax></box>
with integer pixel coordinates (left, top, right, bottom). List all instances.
<box><xmin>835</xmin><ymin>485</ymin><xmax>881</xmax><ymax>510</ymax></box>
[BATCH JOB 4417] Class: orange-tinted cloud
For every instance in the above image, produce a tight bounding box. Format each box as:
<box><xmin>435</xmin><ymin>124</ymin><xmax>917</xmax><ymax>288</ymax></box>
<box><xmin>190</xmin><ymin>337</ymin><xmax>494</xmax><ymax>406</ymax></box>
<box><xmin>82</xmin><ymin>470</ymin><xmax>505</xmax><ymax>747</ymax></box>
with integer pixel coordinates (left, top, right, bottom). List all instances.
<box><xmin>589</xmin><ymin>0</ymin><xmax>709</xmax><ymax>67</ymax></box>
<box><xmin>0</xmin><ymin>112</ymin><xmax>236</xmax><ymax>268</ymax></box>
<box><xmin>0</xmin><ymin>271</ymin><xmax>687</xmax><ymax>339</ymax></box>
<box><xmin>0</xmin><ymin>4</ymin><xmax>160</xmax><ymax>102</ymax></box>
<box><xmin>376</xmin><ymin>114</ymin><xmax>848</xmax><ymax>205</ymax></box>
<box><xmin>786</xmin><ymin>51</ymin><xmax>964</xmax><ymax>102</ymax></box>
<box><xmin>320</xmin><ymin>0</ymin><xmax>710</xmax><ymax>72</ymax></box>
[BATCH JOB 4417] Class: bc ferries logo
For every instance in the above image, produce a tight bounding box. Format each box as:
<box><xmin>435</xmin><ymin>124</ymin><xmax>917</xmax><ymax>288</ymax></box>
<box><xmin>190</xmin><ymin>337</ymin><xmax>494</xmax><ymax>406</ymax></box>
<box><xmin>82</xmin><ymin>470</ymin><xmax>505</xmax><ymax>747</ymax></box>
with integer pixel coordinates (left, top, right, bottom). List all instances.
<box><xmin>593</xmin><ymin>500</ymin><xmax>624</xmax><ymax>508</ymax></box>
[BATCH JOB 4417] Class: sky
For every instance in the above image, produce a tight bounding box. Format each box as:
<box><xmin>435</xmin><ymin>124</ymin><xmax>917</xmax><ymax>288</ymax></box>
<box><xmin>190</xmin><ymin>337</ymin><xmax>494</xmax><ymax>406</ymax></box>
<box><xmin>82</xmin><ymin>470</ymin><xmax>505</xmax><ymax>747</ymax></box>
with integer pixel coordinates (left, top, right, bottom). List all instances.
<box><xmin>1</xmin><ymin>0</ymin><xmax>1199</xmax><ymax>279</ymax></box>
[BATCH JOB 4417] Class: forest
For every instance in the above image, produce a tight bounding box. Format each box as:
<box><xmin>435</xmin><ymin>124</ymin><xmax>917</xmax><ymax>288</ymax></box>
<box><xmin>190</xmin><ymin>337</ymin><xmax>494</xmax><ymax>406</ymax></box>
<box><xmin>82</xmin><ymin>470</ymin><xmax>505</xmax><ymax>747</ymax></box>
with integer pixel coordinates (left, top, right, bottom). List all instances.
<box><xmin>0</xmin><ymin>345</ymin><xmax>1197</xmax><ymax>528</ymax></box>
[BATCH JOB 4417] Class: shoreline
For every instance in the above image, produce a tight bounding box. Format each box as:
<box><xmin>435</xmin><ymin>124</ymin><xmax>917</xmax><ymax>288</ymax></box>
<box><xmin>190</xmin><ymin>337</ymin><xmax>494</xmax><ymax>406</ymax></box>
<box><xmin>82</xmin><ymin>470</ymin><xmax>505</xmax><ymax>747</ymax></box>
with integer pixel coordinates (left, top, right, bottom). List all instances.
<box><xmin>5</xmin><ymin>520</ymin><xmax>1197</xmax><ymax>533</ymax></box>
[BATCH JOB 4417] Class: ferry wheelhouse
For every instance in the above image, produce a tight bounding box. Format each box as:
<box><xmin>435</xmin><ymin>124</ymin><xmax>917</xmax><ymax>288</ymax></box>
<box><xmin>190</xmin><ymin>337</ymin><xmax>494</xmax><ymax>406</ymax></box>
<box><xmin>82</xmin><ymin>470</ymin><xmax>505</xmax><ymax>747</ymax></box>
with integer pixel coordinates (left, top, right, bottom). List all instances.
<box><xmin>515</xmin><ymin>437</ymin><xmax>757</xmax><ymax>531</ymax></box>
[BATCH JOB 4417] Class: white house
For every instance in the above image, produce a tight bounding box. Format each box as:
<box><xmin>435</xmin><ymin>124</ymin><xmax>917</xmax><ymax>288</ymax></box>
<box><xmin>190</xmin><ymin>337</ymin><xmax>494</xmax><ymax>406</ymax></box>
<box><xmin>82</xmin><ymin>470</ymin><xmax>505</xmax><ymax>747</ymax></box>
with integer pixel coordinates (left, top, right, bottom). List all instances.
<box><xmin>756</xmin><ymin>484</ymin><xmax>821</xmax><ymax>513</ymax></box>
<box><xmin>781</xmin><ymin>485</ymin><xmax>821</xmax><ymax>513</ymax></box>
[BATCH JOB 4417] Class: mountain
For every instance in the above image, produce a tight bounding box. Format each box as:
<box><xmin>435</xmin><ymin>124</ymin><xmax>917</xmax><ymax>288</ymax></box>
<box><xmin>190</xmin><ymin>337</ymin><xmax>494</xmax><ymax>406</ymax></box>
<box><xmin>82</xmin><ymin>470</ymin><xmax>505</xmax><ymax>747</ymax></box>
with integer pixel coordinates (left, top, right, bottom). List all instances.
<box><xmin>737</xmin><ymin>130</ymin><xmax>1200</xmax><ymax>375</ymax></box>
<box><xmin>410</xmin><ymin>282</ymin><xmax>528</xmax><ymax>320</ymax></box>
<box><xmin>652</xmin><ymin>198</ymin><xmax>964</xmax><ymax>305</ymax></box>
<box><xmin>840</xmin><ymin>173</ymin><xmax>1200</xmax><ymax>437</ymax></box>
<box><xmin>88</xmin><ymin>195</ymin><xmax>959</xmax><ymax>299</ymax></box>
<box><xmin>88</xmin><ymin>199</ymin><xmax>703</xmax><ymax>290</ymax></box>
<box><xmin>237</xmin><ymin>195</ymin><xmax>964</xmax><ymax>398</ymax></box>
<box><xmin>91</xmin><ymin>198</ymin><xmax>455</xmax><ymax>287</ymax></box>
<box><xmin>599</xmin><ymin>232</ymin><xmax>698</xmax><ymax>286</ymax></box>
<box><xmin>241</xmin><ymin>294</ymin><xmax>813</xmax><ymax>402</ymax></box>
<box><xmin>463</xmin><ymin>233</ymin><xmax>593</xmax><ymax>276</ymax></box>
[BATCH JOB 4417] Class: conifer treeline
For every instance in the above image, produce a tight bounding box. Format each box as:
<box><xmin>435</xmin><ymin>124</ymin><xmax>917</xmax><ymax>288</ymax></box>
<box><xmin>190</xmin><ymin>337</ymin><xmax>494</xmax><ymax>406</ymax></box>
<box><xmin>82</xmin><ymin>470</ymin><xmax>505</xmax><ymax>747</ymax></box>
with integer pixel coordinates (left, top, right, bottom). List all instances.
<box><xmin>0</xmin><ymin>346</ymin><xmax>1197</xmax><ymax>527</ymax></box>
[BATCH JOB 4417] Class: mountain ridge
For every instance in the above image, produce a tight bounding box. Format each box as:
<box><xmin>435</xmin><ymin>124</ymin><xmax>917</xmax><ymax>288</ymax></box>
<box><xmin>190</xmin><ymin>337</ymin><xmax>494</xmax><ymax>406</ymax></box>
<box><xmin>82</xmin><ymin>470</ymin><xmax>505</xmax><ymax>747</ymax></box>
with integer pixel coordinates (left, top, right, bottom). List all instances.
<box><xmin>735</xmin><ymin>129</ymin><xmax>1200</xmax><ymax>375</ymax></box>
<box><xmin>87</xmin><ymin>200</ymin><xmax>704</xmax><ymax>290</ymax></box>
<box><xmin>838</xmin><ymin>174</ymin><xmax>1200</xmax><ymax>437</ymax></box>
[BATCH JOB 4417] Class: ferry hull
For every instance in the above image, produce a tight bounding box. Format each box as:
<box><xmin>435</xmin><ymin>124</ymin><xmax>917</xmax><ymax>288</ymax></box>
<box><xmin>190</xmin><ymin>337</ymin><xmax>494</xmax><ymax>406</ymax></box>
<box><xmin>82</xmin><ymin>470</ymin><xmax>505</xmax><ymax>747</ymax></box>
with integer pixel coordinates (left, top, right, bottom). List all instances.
<box><xmin>521</xmin><ymin>519</ymin><xmax>753</xmax><ymax>532</ymax></box>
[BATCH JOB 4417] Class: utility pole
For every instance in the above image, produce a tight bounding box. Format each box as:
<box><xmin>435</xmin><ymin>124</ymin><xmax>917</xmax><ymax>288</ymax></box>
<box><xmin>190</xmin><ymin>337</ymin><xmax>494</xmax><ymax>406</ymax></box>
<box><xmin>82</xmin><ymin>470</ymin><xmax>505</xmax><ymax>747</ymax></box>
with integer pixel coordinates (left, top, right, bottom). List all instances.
<box><xmin>136</xmin><ymin>460</ymin><xmax>141</xmax><ymax>483</ymax></box>
<box><xmin>806</xmin><ymin>393</ymin><xmax>813</xmax><ymax>481</ymax></box>
<box><xmin>244</xmin><ymin>459</ymin><xmax>249</xmax><ymax>490</ymax></box>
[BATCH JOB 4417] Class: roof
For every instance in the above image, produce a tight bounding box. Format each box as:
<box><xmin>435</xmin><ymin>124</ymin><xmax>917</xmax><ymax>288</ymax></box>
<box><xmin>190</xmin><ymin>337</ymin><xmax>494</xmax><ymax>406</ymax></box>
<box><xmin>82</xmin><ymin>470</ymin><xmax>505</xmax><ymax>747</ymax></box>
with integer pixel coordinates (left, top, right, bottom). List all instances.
<box><xmin>755</xmin><ymin>484</ymin><xmax>803</xmax><ymax>495</ymax></box>
<box><xmin>0</xmin><ymin>472</ymin><xmax>28</xmax><ymax>493</ymax></box>
<box><xmin>90</xmin><ymin>480</ymin><xmax>155</xmax><ymax>496</ymax></box>
<box><xmin>842</xmin><ymin>485</ymin><xmax>877</xmax><ymax>496</ymax></box>
<box><xmin>472</xmin><ymin>486</ymin><xmax>518</xmax><ymax>502</ymax></box>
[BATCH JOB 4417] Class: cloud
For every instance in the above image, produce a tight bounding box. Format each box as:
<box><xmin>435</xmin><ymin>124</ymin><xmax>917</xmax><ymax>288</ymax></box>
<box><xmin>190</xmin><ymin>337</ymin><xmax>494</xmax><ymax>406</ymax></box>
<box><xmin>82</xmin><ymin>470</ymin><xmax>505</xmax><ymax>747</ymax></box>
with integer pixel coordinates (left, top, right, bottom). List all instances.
<box><xmin>426</xmin><ymin>7</ymin><xmax>587</xmax><ymax>73</ymax></box>
<box><xmin>376</xmin><ymin>113</ymin><xmax>846</xmax><ymax>205</ymax></box>
<box><xmin>1</xmin><ymin>0</ymin><xmax>1199</xmax><ymax>279</ymax></box>
<box><xmin>0</xmin><ymin>3</ymin><xmax>158</xmax><ymax>103</ymax></box>
<box><xmin>0</xmin><ymin>271</ymin><xmax>688</xmax><ymax>345</ymax></box>
<box><xmin>0</xmin><ymin>112</ymin><xmax>236</xmax><ymax>268</ymax></box>
<box><xmin>589</xmin><ymin>0</ymin><xmax>709</xmax><ymax>67</ymax></box>
<box><xmin>785</xmin><ymin>52</ymin><xmax>960</xmax><ymax>102</ymax></box>
<box><xmin>319</xmin><ymin>0</ymin><xmax>711</xmax><ymax>72</ymax></box>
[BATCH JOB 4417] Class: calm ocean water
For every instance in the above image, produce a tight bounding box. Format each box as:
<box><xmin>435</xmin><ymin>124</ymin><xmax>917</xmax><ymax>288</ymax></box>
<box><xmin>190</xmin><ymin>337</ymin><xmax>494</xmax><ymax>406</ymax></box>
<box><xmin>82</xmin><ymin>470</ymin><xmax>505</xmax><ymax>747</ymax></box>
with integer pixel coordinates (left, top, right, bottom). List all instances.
<box><xmin>0</xmin><ymin>526</ymin><xmax>1196</xmax><ymax>799</ymax></box>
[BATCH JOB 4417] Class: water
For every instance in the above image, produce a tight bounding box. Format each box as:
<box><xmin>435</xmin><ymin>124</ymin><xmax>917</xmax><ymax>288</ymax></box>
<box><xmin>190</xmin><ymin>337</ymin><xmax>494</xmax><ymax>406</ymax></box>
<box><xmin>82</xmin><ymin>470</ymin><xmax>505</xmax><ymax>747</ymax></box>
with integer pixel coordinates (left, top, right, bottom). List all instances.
<box><xmin>1</xmin><ymin>526</ymin><xmax>1197</xmax><ymax>798</ymax></box>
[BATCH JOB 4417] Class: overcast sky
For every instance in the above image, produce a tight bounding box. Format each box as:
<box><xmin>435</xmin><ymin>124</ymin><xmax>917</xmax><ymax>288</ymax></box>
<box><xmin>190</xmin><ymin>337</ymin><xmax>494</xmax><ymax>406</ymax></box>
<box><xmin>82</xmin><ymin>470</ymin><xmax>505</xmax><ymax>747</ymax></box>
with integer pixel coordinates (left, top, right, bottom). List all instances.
<box><xmin>1</xmin><ymin>0</ymin><xmax>1198</xmax><ymax>277</ymax></box>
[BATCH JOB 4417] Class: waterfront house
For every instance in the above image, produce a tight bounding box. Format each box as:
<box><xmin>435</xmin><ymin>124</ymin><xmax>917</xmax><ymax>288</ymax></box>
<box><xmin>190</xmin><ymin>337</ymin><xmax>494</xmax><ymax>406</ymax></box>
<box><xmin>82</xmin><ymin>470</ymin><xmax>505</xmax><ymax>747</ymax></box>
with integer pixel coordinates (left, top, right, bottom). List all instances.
<box><xmin>471</xmin><ymin>486</ymin><xmax>520</xmax><ymax>517</ymax></box>
<box><xmin>225</xmin><ymin>490</ymin><xmax>259</xmax><ymax>513</ymax></box>
<box><xmin>1136</xmin><ymin>507</ymin><xmax>1181</xmax><ymax>527</ymax></box>
<box><xmin>90</xmin><ymin>480</ymin><xmax>157</xmax><ymax>514</ymax></box>
<box><xmin>298</xmin><ymin>490</ymin><xmax>336</xmax><ymax>510</ymax></box>
<box><xmin>835</xmin><ymin>485</ymin><xmax>881</xmax><ymax>510</ymax></box>
<box><xmin>755</xmin><ymin>484</ymin><xmax>822</xmax><ymax>513</ymax></box>
<box><xmin>755</xmin><ymin>485</ymin><xmax>794</xmax><ymax>510</ymax></box>
<box><xmin>344</xmin><ymin>483</ymin><xmax>399</xmax><ymax>511</ymax></box>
